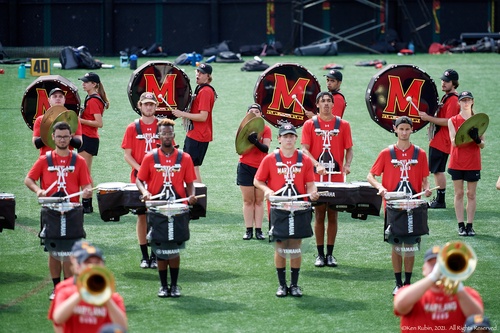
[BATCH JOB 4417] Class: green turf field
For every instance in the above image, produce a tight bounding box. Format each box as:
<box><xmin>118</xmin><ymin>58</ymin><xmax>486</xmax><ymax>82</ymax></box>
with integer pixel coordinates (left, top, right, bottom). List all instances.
<box><xmin>0</xmin><ymin>53</ymin><xmax>499</xmax><ymax>332</ymax></box>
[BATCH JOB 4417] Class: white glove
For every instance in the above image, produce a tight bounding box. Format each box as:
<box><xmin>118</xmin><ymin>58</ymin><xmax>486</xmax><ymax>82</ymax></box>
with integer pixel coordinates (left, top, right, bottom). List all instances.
<box><xmin>456</xmin><ymin>282</ymin><xmax>465</xmax><ymax>293</ymax></box>
<box><xmin>428</xmin><ymin>263</ymin><xmax>442</xmax><ymax>282</ymax></box>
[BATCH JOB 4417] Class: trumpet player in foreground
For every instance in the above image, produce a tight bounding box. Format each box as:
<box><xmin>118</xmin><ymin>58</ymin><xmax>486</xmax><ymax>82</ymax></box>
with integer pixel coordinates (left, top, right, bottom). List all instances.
<box><xmin>48</xmin><ymin>240</ymin><xmax>127</xmax><ymax>333</ymax></box>
<box><xmin>394</xmin><ymin>243</ymin><xmax>483</xmax><ymax>333</ymax></box>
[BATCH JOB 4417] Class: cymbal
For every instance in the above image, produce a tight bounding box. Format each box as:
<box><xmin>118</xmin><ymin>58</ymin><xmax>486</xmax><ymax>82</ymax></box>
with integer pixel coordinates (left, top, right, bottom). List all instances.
<box><xmin>40</xmin><ymin>106</ymin><xmax>78</xmax><ymax>149</ymax></box>
<box><xmin>237</xmin><ymin>112</ymin><xmax>257</xmax><ymax>133</ymax></box>
<box><xmin>235</xmin><ymin>116</ymin><xmax>265</xmax><ymax>155</ymax></box>
<box><xmin>455</xmin><ymin>113</ymin><xmax>489</xmax><ymax>146</ymax></box>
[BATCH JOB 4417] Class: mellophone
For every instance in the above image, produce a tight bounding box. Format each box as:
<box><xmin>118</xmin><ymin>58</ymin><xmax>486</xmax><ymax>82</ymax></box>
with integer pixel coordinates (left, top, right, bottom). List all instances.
<box><xmin>315</xmin><ymin>181</ymin><xmax>382</xmax><ymax>220</ymax></box>
<box><xmin>96</xmin><ymin>182</ymin><xmax>207</xmax><ymax>222</ymax></box>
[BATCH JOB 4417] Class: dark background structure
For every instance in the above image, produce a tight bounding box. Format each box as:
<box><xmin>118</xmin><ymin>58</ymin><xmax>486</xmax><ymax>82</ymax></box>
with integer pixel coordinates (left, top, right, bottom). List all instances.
<box><xmin>1</xmin><ymin>0</ymin><xmax>498</xmax><ymax>57</ymax></box>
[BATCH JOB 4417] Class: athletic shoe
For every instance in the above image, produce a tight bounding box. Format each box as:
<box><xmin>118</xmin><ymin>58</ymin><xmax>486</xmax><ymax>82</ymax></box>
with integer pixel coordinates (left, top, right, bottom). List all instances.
<box><xmin>49</xmin><ymin>289</ymin><xmax>55</xmax><ymax>301</ymax></box>
<box><xmin>467</xmin><ymin>226</ymin><xmax>476</xmax><ymax>237</ymax></box>
<box><xmin>243</xmin><ymin>230</ymin><xmax>253</xmax><ymax>240</ymax></box>
<box><xmin>326</xmin><ymin>255</ymin><xmax>338</xmax><ymax>267</ymax></box>
<box><xmin>458</xmin><ymin>226</ymin><xmax>467</xmax><ymax>236</ymax></box>
<box><xmin>140</xmin><ymin>259</ymin><xmax>149</xmax><ymax>269</ymax></box>
<box><xmin>392</xmin><ymin>284</ymin><xmax>402</xmax><ymax>296</ymax></box>
<box><xmin>276</xmin><ymin>285</ymin><xmax>288</xmax><ymax>297</ymax></box>
<box><xmin>314</xmin><ymin>255</ymin><xmax>325</xmax><ymax>267</ymax></box>
<box><xmin>255</xmin><ymin>230</ymin><xmax>265</xmax><ymax>240</ymax></box>
<box><xmin>149</xmin><ymin>257</ymin><xmax>158</xmax><ymax>269</ymax></box>
<box><xmin>289</xmin><ymin>285</ymin><xmax>303</xmax><ymax>297</ymax></box>
<box><xmin>170</xmin><ymin>285</ymin><xmax>182</xmax><ymax>297</ymax></box>
<box><xmin>428</xmin><ymin>199</ymin><xmax>446</xmax><ymax>209</ymax></box>
<box><xmin>157</xmin><ymin>286</ymin><xmax>169</xmax><ymax>298</ymax></box>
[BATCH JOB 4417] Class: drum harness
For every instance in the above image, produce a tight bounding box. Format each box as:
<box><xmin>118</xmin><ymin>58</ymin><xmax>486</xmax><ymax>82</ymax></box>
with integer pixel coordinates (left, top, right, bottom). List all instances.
<box><xmin>183</xmin><ymin>84</ymin><xmax>217</xmax><ymax>132</ymax></box>
<box><xmin>45</xmin><ymin>151</ymin><xmax>77</xmax><ymax>197</ymax></box>
<box><xmin>79</xmin><ymin>94</ymin><xmax>107</xmax><ymax>117</ymax></box>
<box><xmin>134</xmin><ymin>118</ymin><xmax>159</xmax><ymax>154</ymax></box>
<box><xmin>428</xmin><ymin>92</ymin><xmax>458</xmax><ymax>140</ymax></box>
<box><xmin>152</xmin><ymin>148</ymin><xmax>183</xmax><ymax>202</ymax></box>
<box><xmin>312</xmin><ymin>115</ymin><xmax>341</xmax><ymax>182</ymax></box>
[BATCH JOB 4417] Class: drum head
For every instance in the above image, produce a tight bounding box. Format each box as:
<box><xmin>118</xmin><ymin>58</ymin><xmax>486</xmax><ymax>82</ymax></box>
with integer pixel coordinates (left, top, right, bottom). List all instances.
<box><xmin>365</xmin><ymin>64</ymin><xmax>439</xmax><ymax>133</ymax></box>
<box><xmin>20</xmin><ymin>75</ymin><xmax>81</xmax><ymax>130</ymax></box>
<box><xmin>97</xmin><ymin>182</ymin><xmax>127</xmax><ymax>190</ymax></box>
<box><xmin>128</xmin><ymin>61</ymin><xmax>192</xmax><ymax>119</ymax></box>
<box><xmin>0</xmin><ymin>193</ymin><xmax>15</xmax><ymax>199</ymax></box>
<box><xmin>254</xmin><ymin>63</ymin><xmax>321</xmax><ymax>128</ymax></box>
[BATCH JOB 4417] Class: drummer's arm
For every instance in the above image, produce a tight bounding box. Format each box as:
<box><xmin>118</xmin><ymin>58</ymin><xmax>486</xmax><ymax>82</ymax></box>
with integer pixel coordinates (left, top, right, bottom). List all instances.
<box><xmin>305</xmin><ymin>110</ymin><xmax>315</xmax><ymax>119</ymax></box>
<box><xmin>343</xmin><ymin>147</ymin><xmax>353</xmax><ymax>175</ymax></box>
<box><xmin>418</xmin><ymin>111</ymin><xmax>448</xmax><ymax>126</ymax></box>
<box><xmin>448</xmin><ymin>118</ymin><xmax>457</xmax><ymax>147</ymax></box>
<box><xmin>301</xmin><ymin>144</ymin><xmax>325</xmax><ymax>175</ymax></box>
<box><xmin>81</xmin><ymin>184</ymin><xmax>93</xmax><ymax>197</ymax></box>
<box><xmin>24</xmin><ymin>177</ymin><xmax>45</xmax><ymax>197</ymax></box>
<box><xmin>123</xmin><ymin>148</ymin><xmax>140</xmax><ymax>172</ymax></box>
<box><xmin>185</xmin><ymin>182</ymin><xmax>197</xmax><ymax>205</ymax></box>
<box><xmin>172</xmin><ymin>109</ymin><xmax>208</xmax><ymax>122</ymax></box>
<box><xmin>135</xmin><ymin>178</ymin><xmax>151</xmax><ymax>200</ymax></box>
<box><xmin>367</xmin><ymin>172</ymin><xmax>386</xmax><ymax>197</ymax></box>
<box><xmin>421</xmin><ymin>177</ymin><xmax>432</xmax><ymax>197</ymax></box>
<box><xmin>306</xmin><ymin>181</ymin><xmax>319</xmax><ymax>201</ymax></box>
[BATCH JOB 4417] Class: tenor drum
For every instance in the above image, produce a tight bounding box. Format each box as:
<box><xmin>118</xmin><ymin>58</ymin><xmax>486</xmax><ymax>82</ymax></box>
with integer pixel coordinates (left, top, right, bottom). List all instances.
<box><xmin>0</xmin><ymin>193</ymin><xmax>16</xmax><ymax>231</ymax></box>
<box><xmin>270</xmin><ymin>201</ymin><xmax>313</xmax><ymax>240</ymax></box>
<box><xmin>122</xmin><ymin>183</ymin><xmax>145</xmax><ymax>210</ymax></box>
<box><xmin>386</xmin><ymin>199</ymin><xmax>428</xmax><ymax>237</ymax></box>
<box><xmin>254</xmin><ymin>63</ymin><xmax>320</xmax><ymax>129</ymax></box>
<box><xmin>315</xmin><ymin>182</ymin><xmax>359</xmax><ymax>211</ymax></box>
<box><xmin>21</xmin><ymin>75</ymin><xmax>81</xmax><ymax>130</ymax></box>
<box><xmin>189</xmin><ymin>183</ymin><xmax>207</xmax><ymax>219</ymax></box>
<box><xmin>350</xmin><ymin>181</ymin><xmax>382</xmax><ymax>219</ymax></box>
<box><xmin>127</xmin><ymin>61</ymin><xmax>192</xmax><ymax>119</ymax></box>
<box><xmin>147</xmin><ymin>203</ymin><xmax>190</xmax><ymax>243</ymax></box>
<box><xmin>365</xmin><ymin>64</ymin><xmax>439</xmax><ymax>134</ymax></box>
<box><xmin>96</xmin><ymin>182</ymin><xmax>128</xmax><ymax>222</ymax></box>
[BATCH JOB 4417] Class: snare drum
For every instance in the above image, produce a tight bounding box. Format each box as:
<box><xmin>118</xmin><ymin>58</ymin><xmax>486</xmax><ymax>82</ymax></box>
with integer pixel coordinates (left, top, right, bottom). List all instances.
<box><xmin>316</xmin><ymin>182</ymin><xmax>358</xmax><ymax>211</ymax></box>
<box><xmin>40</xmin><ymin>202</ymin><xmax>84</xmax><ymax>239</ymax></box>
<box><xmin>96</xmin><ymin>182</ymin><xmax>128</xmax><ymax>222</ymax></box>
<box><xmin>147</xmin><ymin>203</ymin><xmax>190</xmax><ymax>243</ymax></box>
<box><xmin>0</xmin><ymin>193</ymin><xmax>16</xmax><ymax>231</ymax></box>
<box><xmin>270</xmin><ymin>201</ymin><xmax>313</xmax><ymax>240</ymax></box>
<box><xmin>386</xmin><ymin>199</ymin><xmax>428</xmax><ymax>237</ymax></box>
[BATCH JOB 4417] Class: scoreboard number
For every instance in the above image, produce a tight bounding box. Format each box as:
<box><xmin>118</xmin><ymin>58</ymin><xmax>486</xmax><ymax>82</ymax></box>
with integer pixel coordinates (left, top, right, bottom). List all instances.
<box><xmin>30</xmin><ymin>58</ymin><xmax>50</xmax><ymax>76</ymax></box>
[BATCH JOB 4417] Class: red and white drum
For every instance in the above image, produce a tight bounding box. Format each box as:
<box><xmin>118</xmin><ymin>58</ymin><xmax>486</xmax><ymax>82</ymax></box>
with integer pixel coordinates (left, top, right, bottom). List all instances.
<box><xmin>0</xmin><ymin>193</ymin><xmax>16</xmax><ymax>231</ymax></box>
<box><xmin>365</xmin><ymin>64</ymin><xmax>439</xmax><ymax>133</ymax></box>
<box><xmin>20</xmin><ymin>75</ymin><xmax>81</xmax><ymax>130</ymax></box>
<box><xmin>128</xmin><ymin>61</ymin><xmax>192</xmax><ymax>119</ymax></box>
<box><xmin>254</xmin><ymin>63</ymin><xmax>321</xmax><ymax>128</ymax></box>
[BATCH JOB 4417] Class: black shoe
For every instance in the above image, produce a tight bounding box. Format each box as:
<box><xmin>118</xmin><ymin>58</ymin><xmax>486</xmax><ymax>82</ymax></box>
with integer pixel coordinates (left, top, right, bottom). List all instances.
<box><xmin>170</xmin><ymin>285</ymin><xmax>181</xmax><ymax>297</ymax></box>
<box><xmin>428</xmin><ymin>198</ymin><xmax>446</xmax><ymax>209</ymax></box>
<box><xmin>243</xmin><ymin>230</ymin><xmax>253</xmax><ymax>240</ymax></box>
<box><xmin>466</xmin><ymin>226</ymin><xmax>476</xmax><ymax>236</ymax></box>
<box><xmin>255</xmin><ymin>230</ymin><xmax>265</xmax><ymax>240</ymax></box>
<box><xmin>276</xmin><ymin>285</ymin><xmax>288</xmax><ymax>297</ymax></box>
<box><xmin>392</xmin><ymin>284</ymin><xmax>402</xmax><ymax>296</ymax></box>
<box><xmin>289</xmin><ymin>285</ymin><xmax>303</xmax><ymax>297</ymax></box>
<box><xmin>157</xmin><ymin>286</ymin><xmax>169</xmax><ymax>298</ymax></box>
<box><xmin>149</xmin><ymin>257</ymin><xmax>158</xmax><ymax>269</ymax></box>
<box><xmin>83</xmin><ymin>206</ymin><xmax>93</xmax><ymax>214</ymax></box>
<box><xmin>458</xmin><ymin>226</ymin><xmax>467</xmax><ymax>236</ymax></box>
<box><xmin>314</xmin><ymin>255</ymin><xmax>325</xmax><ymax>267</ymax></box>
<box><xmin>326</xmin><ymin>255</ymin><xmax>338</xmax><ymax>267</ymax></box>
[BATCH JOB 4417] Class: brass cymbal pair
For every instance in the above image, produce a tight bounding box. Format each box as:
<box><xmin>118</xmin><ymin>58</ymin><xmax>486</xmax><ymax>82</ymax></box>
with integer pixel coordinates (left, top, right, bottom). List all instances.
<box><xmin>455</xmin><ymin>113</ymin><xmax>489</xmax><ymax>146</ymax></box>
<box><xmin>235</xmin><ymin>112</ymin><xmax>265</xmax><ymax>155</ymax></box>
<box><xmin>40</xmin><ymin>106</ymin><xmax>79</xmax><ymax>149</ymax></box>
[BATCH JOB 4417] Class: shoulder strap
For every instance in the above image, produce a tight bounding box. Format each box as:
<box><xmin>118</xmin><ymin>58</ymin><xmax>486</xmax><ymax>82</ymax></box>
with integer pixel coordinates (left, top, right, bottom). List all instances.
<box><xmin>334</xmin><ymin>116</ymin><xmax>341</xmax><ymax>131</ymax></box>
<box><xmin>195</xmin><ymin>83</ymin><xmax>218</xmax><ymax>99</ymax></box>
<box><xmin>69</xmin><ymin>151</ymin><xmax>77</xmax><ymax>167</ymax></box>
<box><xmin>134</xmin><ymin>119</ymin><xmax>142</xmax><ymax>136</ymax></box>
<box><xmin>153</xmin><ymin>148</ymin><xmax>160</xmax><ymax>165</ymax></box>
<box><xmin>274</xmin><ymin>149</ymin><xmax>281</xmax><ymax>163</ymax></box>
<box><xmin>389</xmin><ymin>145</ymin><xmax>396</xmax><ymax>160</ymax></box>
<box><xmin>83</xmin><ymin>94</ymin><xmax>106</xmax><ymax>111</ymax></box>
<box><xmin>312</xmin><ymin>116</ymin><xmax>320</xmax><ymax>129</ymax></box>
<box><xmin>297</xmin><ymin>150</ymin><xmax>302</xmax><ymax>164</ymax></box>
<box><xmin>175</xmin><ymin>149</ymin><xmax>183</xmax><ymax>165</ymax></box>
<box><xmin>411</xmin><ymin>145</ymin><xmax>420</xmax><ymax>163</ymax></box>
<box><xmin>46</xmin><ymin>151</ymin><xmax>54</xmax><ymax>168</ymax></box>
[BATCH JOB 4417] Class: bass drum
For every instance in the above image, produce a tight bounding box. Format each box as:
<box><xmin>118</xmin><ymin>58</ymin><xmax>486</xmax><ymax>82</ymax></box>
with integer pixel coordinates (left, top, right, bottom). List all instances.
<box><xmin>254</xmin><ymin>63</ymin><xmax>320</xmax><ymax>129</ymax></box>
<box><xmin>365</xmin><ymin>64</ymin><xmax>439</xmax><ymax>133</ymax></box>
<box><xmin>127</xmin><ymin>61</ymin><xmax>192</xmax><ymax>119</ymax></box>
<box><xmin>20</xmin><ymin>75</ymin><xmax>81</xmax><ymax>130</ymax></box>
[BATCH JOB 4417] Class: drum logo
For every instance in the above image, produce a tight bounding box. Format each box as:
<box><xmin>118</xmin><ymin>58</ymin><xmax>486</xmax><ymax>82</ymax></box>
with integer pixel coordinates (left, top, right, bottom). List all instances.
<box><xmin>168</xmin><ymin>217</ymin><xmax>174</xmax><ymax>241</ymax></box>
<box><xmin>382</xmin><ymin>76</ymin><xmax>425</xmax><ymax>124</ymax></box>
<box><xmin>288</xmin><ymin>213</ymin><xmax>295</xmax><ymax>236</ymax></box>
<box><xmin>143</xmin><ymin>74</ymin><xmax>179</xmax><ymax>111</ymax></box>
<box><xmin>266</xmin><ymin>74</ymin><xmax>310</xmax><ymax>122</ymax></box>
<box><xmin>32</xmin><ymin>89</ymin><xmax>53</xmax><ymax>121</ymax></box>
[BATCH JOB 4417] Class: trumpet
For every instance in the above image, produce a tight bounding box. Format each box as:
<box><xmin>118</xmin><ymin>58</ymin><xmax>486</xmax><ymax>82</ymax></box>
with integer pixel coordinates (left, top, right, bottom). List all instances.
<box><xmin>436</xmin><ymin>241</ymin><xmax>477</xmax><ymax>294</ymax></box>
<box><xmin>77</xmin><ymin>265</ymin><xmax>115</xmax><ymax>306</ymax></box>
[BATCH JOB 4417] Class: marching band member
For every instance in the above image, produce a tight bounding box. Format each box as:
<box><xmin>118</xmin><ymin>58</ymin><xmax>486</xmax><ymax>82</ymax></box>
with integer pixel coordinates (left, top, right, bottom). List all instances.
<box><xmin>48</xmin><ymin>240</ymin><xmax>128</xmax><ymax>333</ymax></box>
<box><xmin>121</xmin><ymin>92</ymin><xmax>160</xmax><ymax>269</ymax></box>
<box><xmin>237</xmin><ymin>103</ymin><xmax>271</xmax><ymax>240</ymax></box>
<box><xmin>254</xmin><ymin>123</ymin><xmax>319</xmax><ymax>297</ymax></box>
<box><xmin>301</xmin><ymin>91</ymin><xmax>353</xmax><ymax>268</ymax></box>
<box><xmin>393</xmin><ymin>245</ymin><xmax>483</xmax><ymax>333</ymax></box>
<box><xmin>25</xmin><ymin>121</ymin><xmax>93</xmax><ymax>301</ymax></box>
<box><xmin>367</xmin><ymin>116</ymin><xmax>432</xmax><ymax>296</ymax></box>
<box><xmin>136</xmin><ymin>119</ymin><xmax>197</xmax><ymax>298</ymax></box>
<box><xmin>172</xmin><ymin>63</ymin><xmax>216</xmax><ymax>183</ymax></box>
<box><xmin>448</xmin><ymin>91</ymin><xmax>485</xmax><ymax>237</ymax></box>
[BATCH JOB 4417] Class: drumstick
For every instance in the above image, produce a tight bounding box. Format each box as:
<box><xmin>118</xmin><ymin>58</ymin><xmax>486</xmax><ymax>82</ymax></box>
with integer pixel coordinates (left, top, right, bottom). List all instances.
<box><xmin>269</xmin><ymin>191</ymin><xmax>328</xmax><ymax>202</ymax></box>
<box><xmin>410</xmin><ymin>186</ymin><xmax>440</xmax><ymax>199</ymax></box>
<box><xmin>158</xmin><ymin>94</ymin><xmax>173</xmax><ymax>111</ymax></box>
<box><xmin>291</xmin><ymin>94</ymin><xmax>308</xmax><ymax>113</ymax></box>
<box><xmin>142</xmin><ymin>193</ymin><xmax>206</xmax><ymax>202</ymax></box>
<box><xmin>63</xmin><ymin>187</ymin><xmax>98</xmax><ymax>200</ymax></box>
<box><xmin>45</xmin><ymin>180</ymin><xmax>58</xmax><ymax>193</ymax></box>
<box><xmin>406</xmin><ymin>96</ymin><xmax>420</xmax><ymax>112</ymax></box>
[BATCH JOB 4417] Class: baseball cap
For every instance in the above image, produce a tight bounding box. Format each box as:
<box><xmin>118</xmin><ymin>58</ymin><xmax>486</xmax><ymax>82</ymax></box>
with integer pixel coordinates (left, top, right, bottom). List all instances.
<box><xmin>424</xmin><ymin>245</ymin><xmax>441</xmax><ymax>262</ymax></box>
<box><xmin>78</xmin><ymin>72</ymin><xmax>101</xmax><ymax>83</ymax></box>
<box><xmin>464</xmin><ymin>314</ymin><xmax>491</xmax><ymax>332</ymax></box>
<box><xmin>72</xmin><ymin>240</ymin><xmax>104</xmax><ymax>264</ymax></box>
<box><xmin>458</xmin><ymin>91</ymin><xmax>474</xmax><ymax>101</ymax></box>
<box><xmin>278</xmin><ymin>123</ymin><xmax>297</xmax><ymax>136</ymax></box>
<box><xmin>49</xmin><ymin>88</ymin><xmax>65</xmax><ymax>96</ymax></box>
<box><xmin>324</xmin><ymin>69</ymin><xmax>343</xmax><ymax>81</ymax></box>
<box><xmin>247</xmin><ymin>103</ymin><xmax>262</xmax><ymax>112</ymax></box>
<box><xmin>394</xmin><ymin>116</ymin><xmax>413</xmax><ymax>128</ymax></box>
<box><xmin>440</xmin><ymin>69</ymin><xmax>459</xmax><ymax>82</ymax></box>
<box><xmin>139</xmin><ymin>92</ymin><xmax>158</xmax><ymax>104</ymax></box>
<box><xmin>98</xmin><ymin>323</ymin><xmax>127</xmax><ymax>333</ymax></box>
<box><xmin>197</xmin><ymin>63</ymin><xmax>212</xmax><ymax>75</ymax></box>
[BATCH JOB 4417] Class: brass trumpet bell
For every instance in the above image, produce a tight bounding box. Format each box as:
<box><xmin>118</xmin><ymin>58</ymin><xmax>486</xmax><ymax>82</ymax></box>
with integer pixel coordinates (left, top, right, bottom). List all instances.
<box><xmin>437</xmin><ymin>241</ymin><xmax>477</xmax><ymax>294</ymax></box>
<box><xmin>77</xmin><ymin>265</ymin><xmax>115</xmax><ymax>306</ymax></box>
